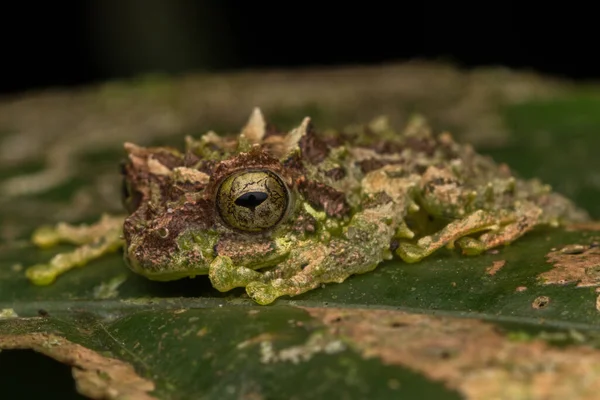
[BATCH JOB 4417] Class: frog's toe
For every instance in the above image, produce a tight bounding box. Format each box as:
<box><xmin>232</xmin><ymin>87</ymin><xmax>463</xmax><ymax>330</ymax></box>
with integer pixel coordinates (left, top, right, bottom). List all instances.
<box><xmin>456</xmin><ymin>237</ymin><xmax>486</xmax><ymax>255</ymax></box>
<box><xmin>246</xmin><ymin>281</ymin><xmax>279</xmax><ymax>305</ymax></box>
<box><xmin>32</xmin><ymin>226</ymin><xmax>61</xmax><ymax>249</ymax></box>
<box><xmin>396</xmin><ymin>243</ymin><xmax>426</xmax><ymax>263</ymax></box>
<box><xmin>25</xmin><ymin>264</ymin><xmax>58</xmax><ymax>286</ymax></box>
<box><xmin>208</xmin><ymin>257</ymin><xmax>237</xmax><ymax>292</ymax></box>
<box><xmin>208</xmin><ymin>256</ymin><xmax>262</xmax><ymax>292</ymax></box>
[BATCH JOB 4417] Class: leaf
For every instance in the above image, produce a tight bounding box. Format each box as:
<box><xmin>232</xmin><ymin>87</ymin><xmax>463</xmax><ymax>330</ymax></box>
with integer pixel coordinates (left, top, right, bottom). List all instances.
<box><xmin>2</xmin><ymin>65</ymin><xmax>600</xmax><ymax>399</ymax></box>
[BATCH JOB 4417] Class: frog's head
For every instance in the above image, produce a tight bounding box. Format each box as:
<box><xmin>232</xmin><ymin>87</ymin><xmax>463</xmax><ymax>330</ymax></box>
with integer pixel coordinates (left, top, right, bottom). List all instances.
<box><xmin>119</xmin><ymin>109</ymin><xmax>354</xmax><ymax>281</ymax></box>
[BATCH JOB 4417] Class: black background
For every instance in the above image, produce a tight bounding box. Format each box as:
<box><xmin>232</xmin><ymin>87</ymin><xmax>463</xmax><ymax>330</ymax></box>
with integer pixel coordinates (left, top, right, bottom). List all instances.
<box><xmin>1</xmin><ymin>2</ymin><xmax>597</xmax><ymax>95</ymax></box>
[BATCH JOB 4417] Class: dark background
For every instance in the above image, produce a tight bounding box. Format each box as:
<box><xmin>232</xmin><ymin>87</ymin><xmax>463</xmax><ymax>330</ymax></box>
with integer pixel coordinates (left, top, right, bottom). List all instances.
<box><xmin>0</xmin><ymin>2</ymin><xmax>596</xmax><ymax>95</ymax></box>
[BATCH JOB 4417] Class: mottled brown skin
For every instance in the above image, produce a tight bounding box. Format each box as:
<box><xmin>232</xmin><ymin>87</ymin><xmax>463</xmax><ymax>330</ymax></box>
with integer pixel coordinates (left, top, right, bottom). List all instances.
<box><xmin>25</xmin><ymin>109</ymin><xmax>591</xmax><ymax>304</ymax></box>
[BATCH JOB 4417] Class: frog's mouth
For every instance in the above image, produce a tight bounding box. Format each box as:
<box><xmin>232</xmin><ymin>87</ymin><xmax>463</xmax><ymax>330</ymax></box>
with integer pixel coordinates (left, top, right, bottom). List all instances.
<box><xmin>125</xmin><ymin>229</ymin><xmax>296</xmax><ymax>282</ymax></box>
<box><xmin>236</xmin><ymin>248</ymin><xmax>292</xmax><ymax>271</ymax></box>
<box><xmin>122</xmin><ymin>229</ymin><xmax>214</xmax><ymax>281</ymax></box>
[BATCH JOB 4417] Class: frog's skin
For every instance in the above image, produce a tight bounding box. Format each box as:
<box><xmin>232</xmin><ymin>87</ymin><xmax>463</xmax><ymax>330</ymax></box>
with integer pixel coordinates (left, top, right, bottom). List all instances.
<box><xmin>26</xmin><ymin>109</ymin><xmax>590</xmax><ymax>304</ymax></box>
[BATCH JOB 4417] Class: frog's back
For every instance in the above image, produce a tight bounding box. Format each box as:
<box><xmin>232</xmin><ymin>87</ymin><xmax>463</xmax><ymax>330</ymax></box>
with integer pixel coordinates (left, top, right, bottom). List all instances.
<box><xmin>332</xmin><ymin>115</ymin><xmax>589</xmax><ymax>225</ymax></box>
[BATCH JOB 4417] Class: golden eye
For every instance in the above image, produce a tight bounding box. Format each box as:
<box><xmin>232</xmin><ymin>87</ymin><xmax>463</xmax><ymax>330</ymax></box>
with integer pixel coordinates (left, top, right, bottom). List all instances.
<box><xmin>216</xmin><ymin>170</ymin><xmax>289</xmax><ymax>232</ymax></box>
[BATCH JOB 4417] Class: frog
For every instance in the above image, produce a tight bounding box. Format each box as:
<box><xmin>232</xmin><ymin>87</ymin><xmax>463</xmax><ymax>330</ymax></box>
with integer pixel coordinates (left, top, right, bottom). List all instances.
<box><xmin>25</xmin><ymin>108</ymin><xmax>591</xmax><ymax>304</ymax></box>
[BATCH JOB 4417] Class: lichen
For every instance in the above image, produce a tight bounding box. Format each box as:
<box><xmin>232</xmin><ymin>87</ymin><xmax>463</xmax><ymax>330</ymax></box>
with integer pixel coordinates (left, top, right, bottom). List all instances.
<box><xmin>249</xmin><ymin>331</ymin><xmax>346</xmax><ymax>365</ymax></box>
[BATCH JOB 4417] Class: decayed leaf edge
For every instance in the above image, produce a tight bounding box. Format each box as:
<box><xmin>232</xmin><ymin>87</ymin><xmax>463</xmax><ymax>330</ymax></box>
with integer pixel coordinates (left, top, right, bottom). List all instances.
<box><xmin>0</xmin><ymin>332</ymin><xmax>156</xmax><ymax>400</ymax></box>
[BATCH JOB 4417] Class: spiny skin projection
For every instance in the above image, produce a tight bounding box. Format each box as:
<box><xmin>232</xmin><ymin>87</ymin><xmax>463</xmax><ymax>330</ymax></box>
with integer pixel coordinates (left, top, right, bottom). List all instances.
<box><xmin>25</xmin><ymin>108</ymin><xmax>591</xmax><ymax>304</ymax></box>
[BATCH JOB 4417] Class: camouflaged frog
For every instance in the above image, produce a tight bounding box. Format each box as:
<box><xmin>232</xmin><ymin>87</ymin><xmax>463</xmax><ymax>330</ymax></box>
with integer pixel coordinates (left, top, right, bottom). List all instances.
<box><xmin>26</xmin><ymin>109</ymin><xmax>590</xmax><ymax>304</ymax></box>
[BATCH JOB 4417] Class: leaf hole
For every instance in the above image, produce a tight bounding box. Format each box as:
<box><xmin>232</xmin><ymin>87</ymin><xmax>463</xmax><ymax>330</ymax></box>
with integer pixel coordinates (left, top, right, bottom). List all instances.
<box><xmin>532</xmin><ymin>295</ymin><xmax>551</xmax><ymax>309</ymax></box>
<box><xmin>0</xmin><ymin>349</ymin><xmax>86</xmax><ymax>399</ymax></box>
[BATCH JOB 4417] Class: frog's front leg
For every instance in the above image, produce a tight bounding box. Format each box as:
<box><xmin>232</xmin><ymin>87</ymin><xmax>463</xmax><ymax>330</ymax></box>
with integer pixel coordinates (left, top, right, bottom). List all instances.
<box><xmin>208</xmin><ymin>255</ymin><xmax>264</xmax><ymax>292</ymax></box>
<box><xmin>244</xmin><ymin>243</ymin><xmax>332</xmax><ymax>304</ymax></box>
<box><xmin>244</xmin><ymin>205</ymin><xmax>397</xmax><ymax>305</ymax></box>
<box><xmin>26</xmin><ymin>214</ymin><xmax>125</xmax><ymax>285</ymax></box>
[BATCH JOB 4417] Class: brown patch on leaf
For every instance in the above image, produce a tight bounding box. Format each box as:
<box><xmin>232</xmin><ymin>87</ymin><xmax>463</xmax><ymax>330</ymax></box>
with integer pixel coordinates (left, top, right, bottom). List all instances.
<box><xmin>532</xmin><ymin>295</ymin><xmax>551</xmax><ymax>309</ymax></box>
<box><xmin>305</xmin><ymin>307</ymin><xmax>600</xmax><ymax>400</ymax></box>
<box><xmin>486</xmin><ymin>260</ymin><xmax>506</xmax><ymax>276</ymax></box>
<box><xmin>296</xmin><ymin>177</ymin><xmax>350</xmax><ymax>217</ymax></box>
<box><xmin>540</xmin><ymin>243</ymin><xmax>600</xmax><ymax>287</ymax></box>
<box><xmin>0</xmin><ymin>333</ymin><xmax>156</xmax><ymax>400</ymax></box>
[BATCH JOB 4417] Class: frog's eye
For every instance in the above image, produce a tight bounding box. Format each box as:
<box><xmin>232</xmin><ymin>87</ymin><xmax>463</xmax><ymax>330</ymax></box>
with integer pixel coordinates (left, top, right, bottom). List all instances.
<box><xmin>216</xmin><ymin>170</ymin><xmax>289</xmax><ymax>232</ymax></box>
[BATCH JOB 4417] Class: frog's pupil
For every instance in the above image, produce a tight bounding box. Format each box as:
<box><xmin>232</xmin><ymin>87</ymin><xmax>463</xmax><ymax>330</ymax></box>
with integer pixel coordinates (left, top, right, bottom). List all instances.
<box><xmin>235</xmin><ymin>191</ymin><xmax>268</xmax><ymax>210</ymax></box>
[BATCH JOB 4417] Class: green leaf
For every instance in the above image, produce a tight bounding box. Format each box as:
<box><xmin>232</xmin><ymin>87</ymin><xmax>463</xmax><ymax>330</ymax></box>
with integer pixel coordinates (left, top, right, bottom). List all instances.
<box><xmin>2</xmin><ymin>66</ymin><xmax>600</xmax><ymax>399</ymax></box>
